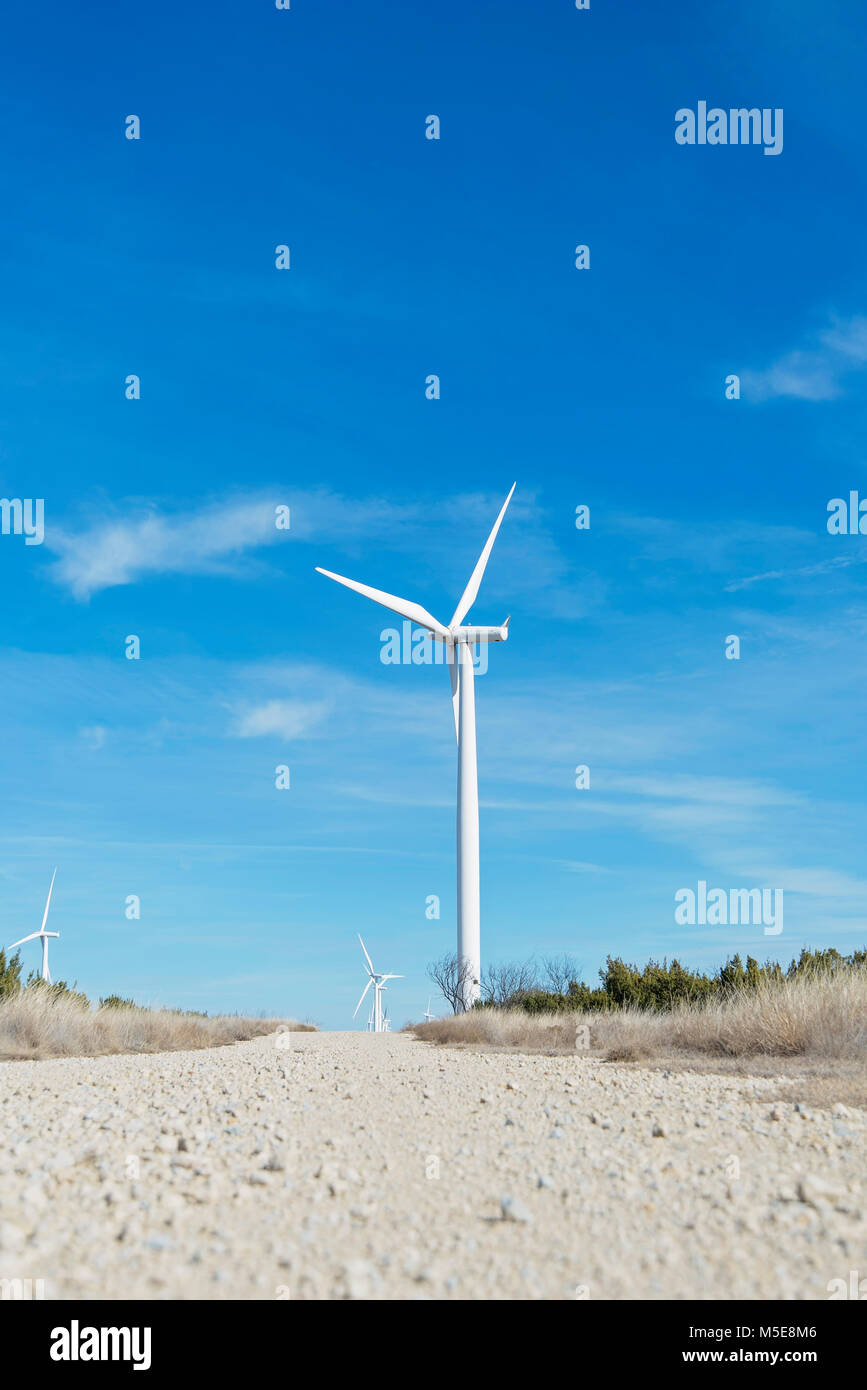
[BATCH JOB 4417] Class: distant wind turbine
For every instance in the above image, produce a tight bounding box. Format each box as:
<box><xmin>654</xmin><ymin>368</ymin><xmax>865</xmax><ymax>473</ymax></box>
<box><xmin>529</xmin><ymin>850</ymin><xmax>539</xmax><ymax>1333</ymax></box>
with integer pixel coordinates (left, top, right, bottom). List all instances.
<box><xmin>423</xmin><ymin>998</ymin><xmax>435</xmax><ymax>1022</ymax></box>
<box><xmin>7</xmin><ymin>869</ymin><xmax>60</xmax><ymax>983</ymax></box>
<box><xmin>317</xmin><ymin>483</ymin><xmax>516</xmax><ymax>1009</ymax></box>
<box><xmin>352</xmin><ymin>935</ymin><xmax>402</xmax><ymax>1033</ymax></box>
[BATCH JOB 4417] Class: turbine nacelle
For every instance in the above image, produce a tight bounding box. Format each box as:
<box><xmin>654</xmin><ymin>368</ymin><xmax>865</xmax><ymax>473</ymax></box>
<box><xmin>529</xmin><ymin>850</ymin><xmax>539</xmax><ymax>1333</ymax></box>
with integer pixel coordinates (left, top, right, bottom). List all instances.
<box><xmin>449</xmin><ymin>623</ymin><xmax>509</xmax><ymax>644</ymax></box>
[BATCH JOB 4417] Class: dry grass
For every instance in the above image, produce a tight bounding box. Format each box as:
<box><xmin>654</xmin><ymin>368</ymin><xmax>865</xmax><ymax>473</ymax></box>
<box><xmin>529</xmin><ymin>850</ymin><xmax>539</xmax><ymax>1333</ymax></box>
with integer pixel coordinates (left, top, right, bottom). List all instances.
<box><xmin>0</xmin><ymin>992</ymin><xmax>315</xmax><ymax>1061</ymax></box>
<box><xmin>411</xmin><ymin>972</ymin><xmax>867</xmax><ymax>1068</ymax></box>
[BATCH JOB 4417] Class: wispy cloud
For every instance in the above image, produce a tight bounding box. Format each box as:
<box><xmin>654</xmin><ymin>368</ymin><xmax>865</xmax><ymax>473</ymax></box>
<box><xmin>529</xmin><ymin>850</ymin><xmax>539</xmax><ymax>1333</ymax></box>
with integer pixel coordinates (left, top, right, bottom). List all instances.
<box><xmin>49</xmin><ymin>495</ymin><xmax>287</xmax><ymax>600</ymax></box>
<box><xmin>235</xmin><ymin>698</ymin><xmax>330</xmax><ymax>740</ymax></box>
<box><xmin>46</xmin><ymin>486</ymin><xmax>589</xmax><ymax>620</ymax></box>
<box><xmin>742</xmin><ymin>312</ymin><xmax>867</xmax><ymax>402</ymax></box>
<box><xmin>78</xmin><ymin>725</ymin><xmax>108</xmax><ymax>750</ymax></box>
<box><xmin>724</xmin><ymin>552</ymin><xmax>867</xmax><ymax>592</ymax></box>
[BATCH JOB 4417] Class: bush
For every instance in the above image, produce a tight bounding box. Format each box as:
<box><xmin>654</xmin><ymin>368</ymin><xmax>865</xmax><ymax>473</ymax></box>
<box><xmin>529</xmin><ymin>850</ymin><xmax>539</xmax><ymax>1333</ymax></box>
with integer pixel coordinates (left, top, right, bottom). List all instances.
<box><xmin>412</xmin><ymin>967</ymin><xmax>867</xmax><ymax>1062</ymax></box>
<box><xmin>24</xmin><ymin>975</ymin><xmax>90</xmax><ymax>1008</ymax></box>
<box><xmin>448</xmin><ymin>947</ymin><xmax>867</xmax><ymax>1016</ymax></box>
<box><xmin>0</xmin><ymin>948</ymin><xmax>23</xmax><ymax>1000</ymax></box>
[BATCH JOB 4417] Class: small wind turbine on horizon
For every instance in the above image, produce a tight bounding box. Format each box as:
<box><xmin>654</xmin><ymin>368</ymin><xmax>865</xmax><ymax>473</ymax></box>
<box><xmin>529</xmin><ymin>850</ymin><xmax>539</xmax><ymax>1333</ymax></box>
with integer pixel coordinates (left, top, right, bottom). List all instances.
<box><xmin>352</xmin><ymin>934</ymin><xmax>402</xmax><ymax>1033</ymax></box>
<box><xmin>423</xmin><ymin>998</ymin><xmax>435</xmax><ymax>1022</ymax></box>
<box><xmin>6</xmin><ymin>869</ymin><xmax>60</xmax><ymax>984</ymax></box>
<box><xmin>317</xmin><ymin>483</ymin><xmax>516</xmax><ymax>1010</ymax></box>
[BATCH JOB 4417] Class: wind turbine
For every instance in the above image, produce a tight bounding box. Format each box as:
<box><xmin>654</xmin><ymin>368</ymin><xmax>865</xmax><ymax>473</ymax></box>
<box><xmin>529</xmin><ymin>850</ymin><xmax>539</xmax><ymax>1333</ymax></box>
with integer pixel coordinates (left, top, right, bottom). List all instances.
<box><xmin>352</xmin><ymin>934</ymin><xmax>402</xmax><ymax>1033</ymax></box>
<box><xmin>317</xmin><ymin>483</ymin><xmax>515</xmax><ymax>1009</ymax></box>
<box><xmin>7</xmin><ymin>869</ymin><xmax>60</xmax><ymax>984</ymax></box>
<box><xmin>423</xmin><ymin>998</ymin><xmax>435</xmax><ymax>1022</ymax></box>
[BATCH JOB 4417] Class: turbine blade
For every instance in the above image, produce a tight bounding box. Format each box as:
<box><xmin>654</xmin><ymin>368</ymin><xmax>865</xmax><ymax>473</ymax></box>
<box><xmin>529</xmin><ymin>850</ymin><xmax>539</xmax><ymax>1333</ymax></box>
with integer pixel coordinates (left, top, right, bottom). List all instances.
<box><xmin>315</xmin><ymin>568</ymin><xmax>450</xmax><ymax>639</ymax></box>
<box><xmin>7</xmin><ymin>932</ymin><xmax>39</xmax><ymax>949</ymax></box>
<box><xmin>448</xmin><ymin>643</ymin><xmax>459</xmax><ymax>743</ymax></box>
<box><xmin>40</xmin><ymin>868</ymin><xmax>57</xmax><ymax>934</ymax></box>
<box><xmin>449</xmin><ymin>483</ymin><xmax>516</xmax><ymax>627</ymax></box>
<box><xmin>357</xmin><ymin>934</ymin><xmax>375</xmax><ymax>975</ymax></box>
<box><xmin>353</xmin><ymin>978</ymin><xmax>373</xmax><ymax>1018</ymax></box>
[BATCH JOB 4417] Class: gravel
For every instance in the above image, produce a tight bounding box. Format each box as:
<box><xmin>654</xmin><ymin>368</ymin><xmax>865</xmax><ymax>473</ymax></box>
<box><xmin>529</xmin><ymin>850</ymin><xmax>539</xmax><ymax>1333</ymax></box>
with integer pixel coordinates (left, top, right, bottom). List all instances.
<box><xmin>1</xmin><ymin>1030</ymin><xmax>864</xmax><ymax>1300</ymax></box>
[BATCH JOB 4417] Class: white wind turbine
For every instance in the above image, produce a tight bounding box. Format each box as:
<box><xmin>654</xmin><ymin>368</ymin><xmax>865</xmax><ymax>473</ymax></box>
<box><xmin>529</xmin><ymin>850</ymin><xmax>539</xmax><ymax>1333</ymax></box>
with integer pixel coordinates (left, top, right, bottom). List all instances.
<box><xmin>7</xmin><ymin>869</ymin><xmax>60</xmax><ymax>984</ymax></box>
<box><xmin>317</xmin><ymin>483</ymin><xmax>515</xmax><ymax>1010</ymax></box>
<box><xmin>352</xmin><ymin>934</ymin><xmax>402</xmax><ymax>1033</ymax></box>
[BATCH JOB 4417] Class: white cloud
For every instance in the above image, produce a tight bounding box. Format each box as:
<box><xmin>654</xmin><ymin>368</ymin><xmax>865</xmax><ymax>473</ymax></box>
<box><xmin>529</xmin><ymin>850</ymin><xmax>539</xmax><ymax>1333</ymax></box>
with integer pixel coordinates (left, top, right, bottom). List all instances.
<box><xmin>819</xmin><ymin>315</ymin><xmax>867</xmax><ymax>362</ymax></box>
<box><xmin>235</xmin><ymin>698</ymin><xmax>330</xmax><ymax>740</ymax></box>
<box><xmin>742</xmin><ymin>312</ymin><xmax>867</xmax><ymax>402</ymax></box>
<box><xmin>49</xmin><ymin>496</ymin><xmax>287</xmax><ymax>600</ymax></box>
<box><xmin>46</xmin><ymin>486</ymin><xmax>588</xmax><ymax>623</ymax></box>
<box><xmin>79</xmin><ymin>725</ymin><xmax>107</xmax><ymax>750</ymax></box>
<box><xmin>725</xmin><ymin>553</ymin><xmax>865</xmax><ymax>592</ymax></box>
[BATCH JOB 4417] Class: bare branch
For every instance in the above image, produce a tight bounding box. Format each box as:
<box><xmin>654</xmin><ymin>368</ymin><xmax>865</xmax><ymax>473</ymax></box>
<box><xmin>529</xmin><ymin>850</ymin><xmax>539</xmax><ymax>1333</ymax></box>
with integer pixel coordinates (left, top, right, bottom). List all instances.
<box><xmin>426</xmin><ymin>953</ymin><xmax>475</xmax><ymax>1014</ymax></box>
<box><xmin>542</xmin><ymin>954</ymin><xmax>583</xmax><ymax>996</ymax></box>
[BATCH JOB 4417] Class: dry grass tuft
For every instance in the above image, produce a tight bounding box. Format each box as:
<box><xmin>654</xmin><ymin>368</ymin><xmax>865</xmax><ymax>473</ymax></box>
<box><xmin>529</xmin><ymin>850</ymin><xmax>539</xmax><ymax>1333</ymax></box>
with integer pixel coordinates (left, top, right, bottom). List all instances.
<box><xmin>0</xmin><ymin>992</ymin><xmax>314</xmax><ymax>1061</ymax></box>
<box><xmin>411</xmin><ymin>971</ymin><xmax>867</xmax><ymax>1065</ymax></box>
<box><xmin>604</xmin><ymin>1043</ymin><xmax>649</xmax><ymax>1063</ymax></box>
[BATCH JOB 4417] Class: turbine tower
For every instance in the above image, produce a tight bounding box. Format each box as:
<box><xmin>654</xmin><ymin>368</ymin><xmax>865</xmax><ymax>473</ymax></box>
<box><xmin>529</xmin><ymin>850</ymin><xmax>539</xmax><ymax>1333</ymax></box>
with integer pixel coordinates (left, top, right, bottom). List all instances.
<box><xmin>6</xmin><ymin>869</ymin><xmax>60</xmax><ymax>984</ymax></box>
<box><xmin>352</xmin><ymin>934</ymin><xmax>402</xmax><ymax>1033</ymax></box>
<box><xmin>317</xmin><ymin>483</ymin><xmax>515</xmax><ymax>1009</ymax></box>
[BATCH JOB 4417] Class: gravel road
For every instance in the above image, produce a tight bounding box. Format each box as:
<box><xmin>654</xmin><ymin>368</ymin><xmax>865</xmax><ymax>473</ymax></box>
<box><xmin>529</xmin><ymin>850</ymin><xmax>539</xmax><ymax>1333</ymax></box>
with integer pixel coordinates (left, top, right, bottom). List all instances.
<box><xmin>1</xmin><ymin>1030</ymin><xmax>864</xmax><ymax>1300</ymax></box>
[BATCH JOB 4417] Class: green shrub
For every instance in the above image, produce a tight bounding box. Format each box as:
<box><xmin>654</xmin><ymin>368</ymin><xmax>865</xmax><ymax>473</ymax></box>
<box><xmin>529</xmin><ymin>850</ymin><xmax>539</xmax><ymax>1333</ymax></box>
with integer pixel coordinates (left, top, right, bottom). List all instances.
<box><xmin>0</xmin><ymin>948</ymin><xmax>23</xmax><ymax>1000</ymax></box>
<box><xmin>24</xmin><ymin>975</ymin><xmax>89</xmax><ymax>1008</ymax></box>
<box><xmin>484</xmin><ymin>947</ymin><xmax>867</xmax><ymax>1015</ymax></box>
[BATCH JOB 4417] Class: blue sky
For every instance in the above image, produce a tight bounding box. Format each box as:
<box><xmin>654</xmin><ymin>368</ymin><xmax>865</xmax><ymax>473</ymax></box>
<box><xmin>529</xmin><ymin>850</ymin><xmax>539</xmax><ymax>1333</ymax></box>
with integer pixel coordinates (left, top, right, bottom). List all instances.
<box><xmin>1</xmin><ymin>1</ymin><xmax>866</xmax><ymax>1027</ymax></box>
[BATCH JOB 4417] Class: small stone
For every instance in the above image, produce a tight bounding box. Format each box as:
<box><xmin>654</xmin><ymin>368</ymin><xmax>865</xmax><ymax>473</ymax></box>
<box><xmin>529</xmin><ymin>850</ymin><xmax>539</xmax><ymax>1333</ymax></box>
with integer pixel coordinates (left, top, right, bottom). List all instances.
<box><xmin>652</xmin><ymin>1124</ymin><xmax>665</xmax><ymax>1138</ymax></box>
<box><xmin>500</xmin><ymin>1195</ymin><xmax>532</xmax><ymax>1224</ymax></box>
<box><xmin>797</xmin><ymin>1175</ymin><xmax>846</xmax><ymax>1208</ymax></box>
<box><xmin>44</xmin><ymin>1149</ymin><xmax>77</xmax><ymax>1174</ymax></box>
<box><xmin>144</xmin><ymin>1236</ymin><xmax>174</xmax><ymax>1252</ymax></box>
<box><xmin>337</xmin><ymin>1259</ymin><xmax>380</xmax><ymax>1299</ymax></box>
<box><xmin>0</xmin><ymin>1221</ymin><xmax>25</xmax><ymax>1251</ymax></box>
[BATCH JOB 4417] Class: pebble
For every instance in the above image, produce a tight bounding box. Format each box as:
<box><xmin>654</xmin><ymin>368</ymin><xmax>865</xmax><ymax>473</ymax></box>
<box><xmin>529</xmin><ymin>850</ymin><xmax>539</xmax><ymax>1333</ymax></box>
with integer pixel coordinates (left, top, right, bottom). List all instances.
<box><xmin>500</xmin><ymin>1196</ymin><xmax>533</xmax><ymax>1224</ymax></box>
